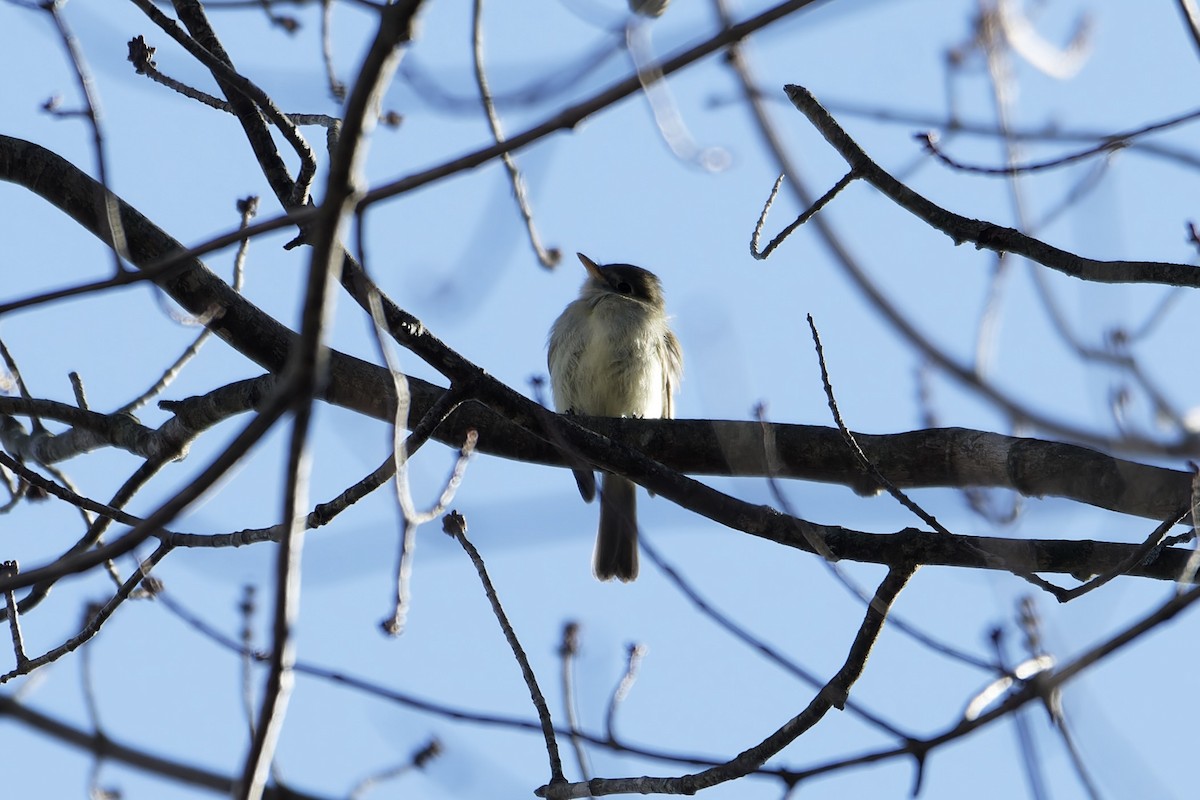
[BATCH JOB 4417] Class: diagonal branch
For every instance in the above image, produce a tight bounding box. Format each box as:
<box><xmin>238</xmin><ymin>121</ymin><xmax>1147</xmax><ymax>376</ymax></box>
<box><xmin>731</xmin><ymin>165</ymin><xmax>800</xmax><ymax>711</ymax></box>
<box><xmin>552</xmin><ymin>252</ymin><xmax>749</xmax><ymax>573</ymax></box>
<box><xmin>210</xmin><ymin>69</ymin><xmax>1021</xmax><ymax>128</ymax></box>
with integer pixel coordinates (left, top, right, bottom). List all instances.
<box><xmin>539</xmin><ymin>566</ymin><xmax>914</xmax><ymax>797</ymax></box>
<box><xmin>783</xmin><ymin>84</ymin><xmax>1200</xmax><ymax>289</ymax></box>
<box><xmin>0</xmin><ymin>693</ymin><xmax>333</xmax><ymax>800</ymax></box>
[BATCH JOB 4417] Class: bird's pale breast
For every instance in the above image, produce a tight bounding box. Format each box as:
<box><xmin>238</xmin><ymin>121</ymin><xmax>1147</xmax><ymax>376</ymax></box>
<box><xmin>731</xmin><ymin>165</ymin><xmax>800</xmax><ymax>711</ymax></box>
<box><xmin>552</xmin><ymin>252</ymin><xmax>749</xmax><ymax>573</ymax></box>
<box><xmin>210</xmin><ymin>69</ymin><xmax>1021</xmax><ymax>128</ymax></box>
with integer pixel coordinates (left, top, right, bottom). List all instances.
<box><xmin>549</xmin><ymin>294</ymin><xmax>671</xmax><ymax>419</ymax></box>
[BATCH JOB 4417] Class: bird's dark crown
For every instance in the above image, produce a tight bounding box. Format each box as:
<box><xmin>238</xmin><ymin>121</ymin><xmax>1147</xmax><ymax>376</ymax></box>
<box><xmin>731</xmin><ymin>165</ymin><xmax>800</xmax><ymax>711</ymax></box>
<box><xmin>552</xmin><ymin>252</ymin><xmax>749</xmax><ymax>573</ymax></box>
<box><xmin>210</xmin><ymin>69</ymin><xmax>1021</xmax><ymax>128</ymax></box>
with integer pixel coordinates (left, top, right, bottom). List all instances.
<box><xmin>592</xmin><ymin>262</ymin><xmax>666</xmax><ymax>307</ymax></box>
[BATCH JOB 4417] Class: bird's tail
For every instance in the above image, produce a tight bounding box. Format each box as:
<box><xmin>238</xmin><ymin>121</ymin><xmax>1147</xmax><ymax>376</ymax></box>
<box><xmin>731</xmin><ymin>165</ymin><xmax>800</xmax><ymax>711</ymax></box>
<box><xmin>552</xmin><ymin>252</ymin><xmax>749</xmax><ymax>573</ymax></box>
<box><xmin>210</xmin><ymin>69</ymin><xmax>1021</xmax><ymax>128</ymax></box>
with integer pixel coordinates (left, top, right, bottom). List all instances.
<box><xmin>594</xmin><ymin>473</ymin><xmax>638</xmax><ymax>581</ymax></box>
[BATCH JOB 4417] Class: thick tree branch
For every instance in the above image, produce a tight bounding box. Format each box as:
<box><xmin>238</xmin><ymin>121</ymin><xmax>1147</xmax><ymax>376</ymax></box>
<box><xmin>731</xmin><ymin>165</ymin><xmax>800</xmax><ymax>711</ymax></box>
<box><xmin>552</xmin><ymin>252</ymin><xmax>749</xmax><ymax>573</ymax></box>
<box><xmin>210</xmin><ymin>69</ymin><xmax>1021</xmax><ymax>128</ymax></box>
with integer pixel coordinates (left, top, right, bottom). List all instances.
<box><xmin>157</xmin><ymin>374</ymin><xmax>1200</xmax><ymax>526</ymax></box>
<box><xmin>1</xmin><ymin>135</ymin><xmax>1195</xmax><ymax>593</ymax></box>
<box><xmin>0</xmin><ymin>134</ymin><xmax>396</xmax><ymax>423</ymax></box>
<box><xmin>0</xmin><ymin>397</ymin><xmax>188</xmax><ymax>464</ymax></box>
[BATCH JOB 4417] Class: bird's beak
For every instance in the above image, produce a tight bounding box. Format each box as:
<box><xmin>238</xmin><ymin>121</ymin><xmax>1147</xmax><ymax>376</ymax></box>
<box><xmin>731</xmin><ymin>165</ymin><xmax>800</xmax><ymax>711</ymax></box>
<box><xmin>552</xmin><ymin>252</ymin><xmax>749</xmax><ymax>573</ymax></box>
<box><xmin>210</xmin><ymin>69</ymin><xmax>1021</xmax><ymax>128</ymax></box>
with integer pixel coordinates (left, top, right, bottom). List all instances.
<box><xmin>577</xmin><ymin>252</ymin><xmax>604</xmax><ymax>281</ymax></box>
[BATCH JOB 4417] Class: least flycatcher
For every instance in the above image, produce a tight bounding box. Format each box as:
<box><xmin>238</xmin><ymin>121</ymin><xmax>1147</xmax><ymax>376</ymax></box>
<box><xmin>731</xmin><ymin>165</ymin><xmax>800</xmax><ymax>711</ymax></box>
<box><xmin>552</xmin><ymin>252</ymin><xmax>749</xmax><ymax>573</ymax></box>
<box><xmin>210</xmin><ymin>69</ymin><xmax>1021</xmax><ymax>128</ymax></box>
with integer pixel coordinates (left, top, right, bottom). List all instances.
<box><xmin>547</xmin><ymin>253</ymin><xmax>683</xmax><ymax>581</ymax></box>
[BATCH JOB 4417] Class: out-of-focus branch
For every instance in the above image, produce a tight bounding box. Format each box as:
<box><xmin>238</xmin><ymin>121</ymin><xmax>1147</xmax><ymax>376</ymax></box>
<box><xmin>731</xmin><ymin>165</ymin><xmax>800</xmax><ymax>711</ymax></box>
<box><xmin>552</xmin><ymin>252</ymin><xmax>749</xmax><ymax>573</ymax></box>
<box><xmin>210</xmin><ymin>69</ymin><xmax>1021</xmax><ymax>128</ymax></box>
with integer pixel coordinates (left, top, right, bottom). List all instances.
<box><xmin>236</xmin><ymin>4</ymin><xmax>422</xmax><ymax>797</ymax></box>
<box><xmin>360</xmin><ymin>0</ymin><xmax>823</xmax><ymax>208</ymax></box>
<box><xmin>781</xmin><ymin>582</ymin><xmax>1200</xmax><ymax>788</ymax></box>
<box><xmin>1176</xmin><ymin>0</ymin><xmax>1200</xmax><ymax>59</ymax></box>
<box><xmin>0</xmin><ymin>694</ymin><xmax>333</xmax><ymax>800</ymax></box>
<box><xmin>470</xmin><ymin>0</ymin><xmax>560</xmax><ymax>268</ymax></box>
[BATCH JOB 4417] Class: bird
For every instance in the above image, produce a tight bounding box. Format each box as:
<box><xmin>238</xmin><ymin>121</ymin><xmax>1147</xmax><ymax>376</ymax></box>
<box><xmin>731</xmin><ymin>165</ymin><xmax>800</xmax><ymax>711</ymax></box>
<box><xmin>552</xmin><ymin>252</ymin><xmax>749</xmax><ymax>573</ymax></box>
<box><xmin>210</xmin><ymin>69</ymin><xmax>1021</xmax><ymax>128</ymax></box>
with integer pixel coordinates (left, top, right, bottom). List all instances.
<box><xmin>547</xmin><ymin>253</ymin><xmax>682</xmax><ymax>581</ymax></box>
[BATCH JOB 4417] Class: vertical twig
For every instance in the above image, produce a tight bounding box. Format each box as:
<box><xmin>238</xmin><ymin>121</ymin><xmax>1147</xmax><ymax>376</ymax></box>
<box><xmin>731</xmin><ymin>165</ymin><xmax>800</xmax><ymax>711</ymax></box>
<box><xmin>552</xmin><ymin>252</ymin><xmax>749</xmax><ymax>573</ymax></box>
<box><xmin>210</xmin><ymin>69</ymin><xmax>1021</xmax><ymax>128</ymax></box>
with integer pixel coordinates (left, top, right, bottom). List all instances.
<box><xmin>41</xmin><ymin>1</ymin><xmax>130</xmax><ymax>275</ymax></box>
<box><xmin>380</xmin><ymin>426</ymin><xmax>476</xmax><ymax>635</ymax></box>
<box><xmin>239</xmin><ymin>585</ymin><xmax>259</xmax><ymax>742</ymax></box>
<box><xmin>68</xmin><ymin>372</ymin><xmax>89</xmax><ymax>410</ymax></box>
<box><xmin>1</xmin><ymin>561</ymin><xmax>28</xmax><ymax>669</ymax></box>
<box><xmin>79</xmin><ymin>600</ymin><xmax>115</xmax><ymax>798</ymax></box>
<box><xmin>558</xmin><ymin>621</ymin><xmax>592</xmax><ymax>781</ymax></box>
<box><xmin>0</xmin><ymin>338</ymin><xmax>45</xmax><ymax>434</ymax></box>
<box><xmin>321</xmin><ymin>0</ymin><xmax>346</xmax><ymax>101</ymax></box>
<box><xmin>625</xmin><ymin>13</ymin><xmax>728</xmax><ymax>171</ymax></box>
<box><xmin>238</xmin><ymin>4</ymin><xmax>423</xmax><ymax>797</ymax></box>
<box><xmin>604</xmin><ymin>641</ymin><xmax>646</xmax><ymax>742</ymax></box>
<box><xmin>121</xmin><ymin>196</ymin><xmax>258</xmax><ymax>414</ymax></box>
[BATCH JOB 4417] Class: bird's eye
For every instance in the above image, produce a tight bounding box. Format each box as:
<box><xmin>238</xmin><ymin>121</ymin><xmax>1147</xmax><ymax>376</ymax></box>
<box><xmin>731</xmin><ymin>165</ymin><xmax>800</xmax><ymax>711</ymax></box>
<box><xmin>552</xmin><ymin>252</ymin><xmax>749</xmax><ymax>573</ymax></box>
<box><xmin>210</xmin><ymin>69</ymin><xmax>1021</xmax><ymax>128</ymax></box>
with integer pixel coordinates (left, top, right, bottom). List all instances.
<box><xmin>616</xmin><ymin>281</ymin><xmax>633</xmax><ymax>295</ymax></box>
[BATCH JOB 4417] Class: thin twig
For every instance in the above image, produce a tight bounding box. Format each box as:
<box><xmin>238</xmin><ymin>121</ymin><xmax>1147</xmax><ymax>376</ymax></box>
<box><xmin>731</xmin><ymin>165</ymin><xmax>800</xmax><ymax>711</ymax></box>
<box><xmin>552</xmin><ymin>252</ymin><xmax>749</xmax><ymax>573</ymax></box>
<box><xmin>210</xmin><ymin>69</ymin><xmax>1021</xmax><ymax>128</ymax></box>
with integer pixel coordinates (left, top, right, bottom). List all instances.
<box><xmin>0</xmin><ymin>544</ymin><xmax>172</xmax><ymax>684</ymax></box>
<box><xmin>1</xmin><ymin>562</ymin><xmax>28</xmax><ymax>668</ymax></box>
<box><xmin>470</xmin><ymin>0</ymin><xmax>559</xmax><ymax>268</ymax></box>
<box><xmin>539</xmin><ymin>566</ymin><xmax>914</xmax><ymax>798</ymax></box>
<box><xmin>750</xmin><ymin>171</ymin><xmax>856</xmax><ymax>260</ymax></box>
<box><xmin>558</xmin><ymin>621</ymin><xmax>592</xmax><ymax>781</ymax></box>
<box><xmin>918</xmin><ymin>128</ymin><xmax>1127</xmax><ymax>175</ymax></box>
<box><xmin>41</xmin><ymin>1</ymin><xmax>129</xmax><ymax>276</ymax></box>
<box><xmin>346</xmin><ymin>738</ymin><xmax>442</xmax><ymax>799</ymax></box>
<box><xmin>79</xmin><ymin>600</ymin><xmax>113</xmax><ymax>798</ymax></box>
<box><xmin>0</xmin><ymin>339</ymin><xmax>44</xmax><ymax>434</ymax></box>
<box><xmin>128</xmin><ymin>36</ymin><xmax>340</xmax><ymax>132</ymax></box>
<box><xmin>121</xmin><ymin>197</ymin><xmax>259</xmax><ymax>414</ymax></box>
<box><xmin>320</xmin><ymin>0</ymin><xmax>346</xmax><ymax>101</ymax></box>
<box><xmin>603</xmin><ymin>641</ymin><xmax>647</xmax><ymax>743</ymax></box>
<box><xmin>237</xmin><ymin>3</ymin><xmax>421</xmax><ymax>793</ymax></box>
<box><xmin>807</xmin><ymin>315</ymin><xmax>952</xmax><ymax>535</ymax></box>
<box><xmin>444</xmin><ymin>510</ymin><xmax>566</xmax><ymax>785</ymax></box>
<box><xmin>805</xmin><ymin>315</ymin><xmax>1069</xmax><ymax>598</ymax></box>
<box><xmin>1058</xmin><ymin>510</ymin><xmax>1186</xmax><ymax>601</ymax></box>
<box><xmin>380</xmin><ymin>428</ymin><xmax>477</xmax><ymax>635</ymax></box>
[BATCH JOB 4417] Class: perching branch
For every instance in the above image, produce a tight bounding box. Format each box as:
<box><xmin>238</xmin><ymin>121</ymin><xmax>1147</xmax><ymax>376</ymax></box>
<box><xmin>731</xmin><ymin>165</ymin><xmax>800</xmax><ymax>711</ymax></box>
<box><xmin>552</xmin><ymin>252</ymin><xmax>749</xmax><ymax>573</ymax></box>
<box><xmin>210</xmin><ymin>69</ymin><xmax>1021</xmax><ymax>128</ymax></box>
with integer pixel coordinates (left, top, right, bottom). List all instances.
<box><xmin>0</xmin><ymin>133</ymin><xmax>1196</xmax><ymax>596</ymax></box>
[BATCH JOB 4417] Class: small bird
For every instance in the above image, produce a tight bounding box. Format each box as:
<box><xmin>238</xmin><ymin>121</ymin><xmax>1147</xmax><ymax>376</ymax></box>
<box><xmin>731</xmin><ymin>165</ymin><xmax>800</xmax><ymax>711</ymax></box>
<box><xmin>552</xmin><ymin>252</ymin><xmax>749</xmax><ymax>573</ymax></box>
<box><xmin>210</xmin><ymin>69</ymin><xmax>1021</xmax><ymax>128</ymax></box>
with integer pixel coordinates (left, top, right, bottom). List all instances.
<box><xmin>547</xmin><ymin>253</ymin><xmax>682</xmax><ymax>581</ymax></box>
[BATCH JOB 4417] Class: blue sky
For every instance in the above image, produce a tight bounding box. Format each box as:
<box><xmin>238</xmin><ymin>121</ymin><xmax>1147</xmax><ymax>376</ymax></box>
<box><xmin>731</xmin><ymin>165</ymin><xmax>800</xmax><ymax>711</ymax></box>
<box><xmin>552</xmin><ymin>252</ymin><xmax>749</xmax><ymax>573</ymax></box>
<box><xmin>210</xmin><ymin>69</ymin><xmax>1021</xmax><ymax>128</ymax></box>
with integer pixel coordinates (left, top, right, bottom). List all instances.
<box><xmin>2</xmin><ymin>1</ymin><xmax>1199</xmax><ymax>798</ymax></box>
